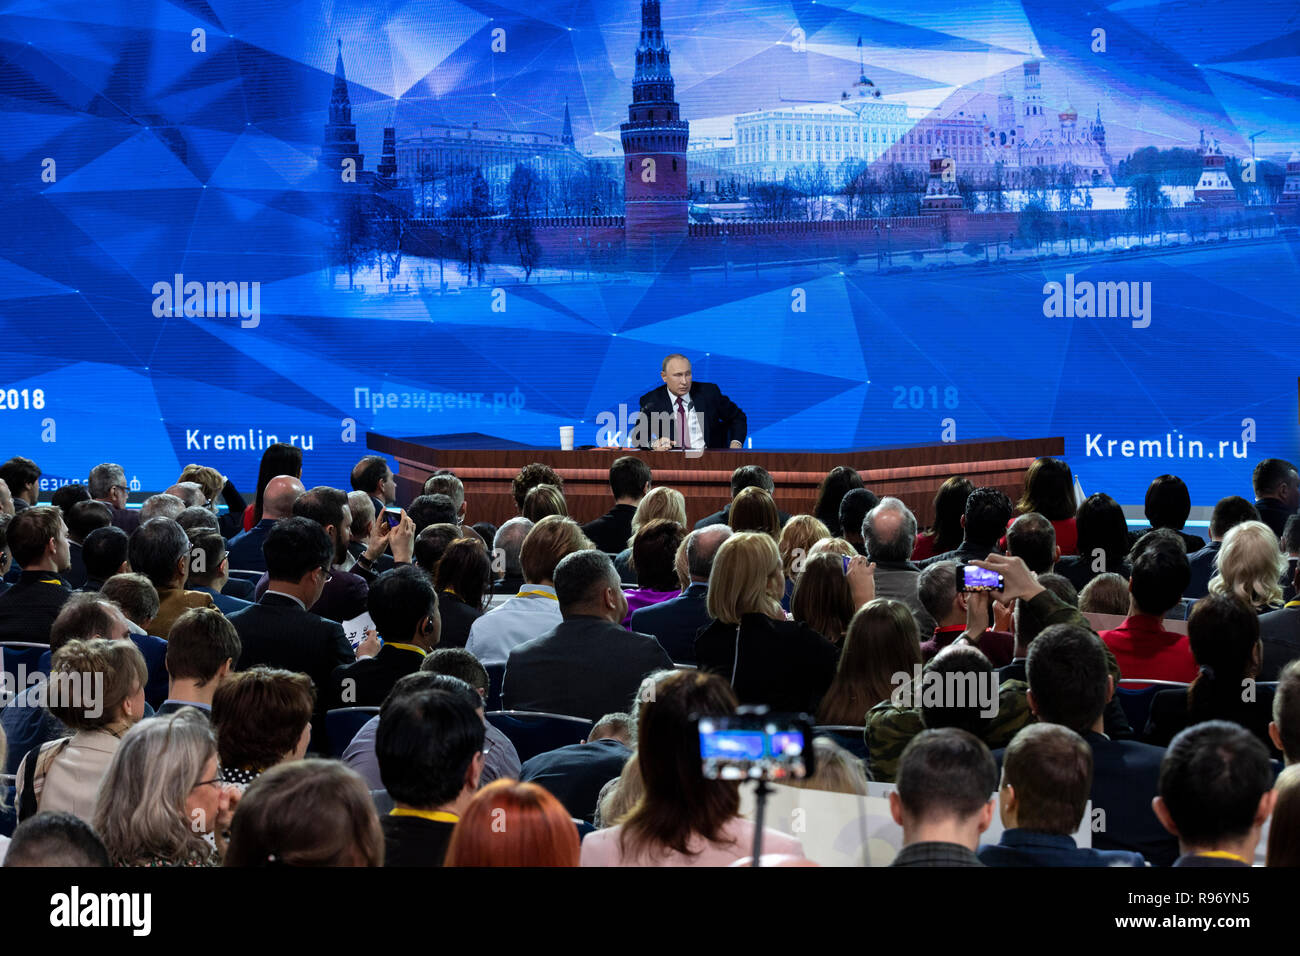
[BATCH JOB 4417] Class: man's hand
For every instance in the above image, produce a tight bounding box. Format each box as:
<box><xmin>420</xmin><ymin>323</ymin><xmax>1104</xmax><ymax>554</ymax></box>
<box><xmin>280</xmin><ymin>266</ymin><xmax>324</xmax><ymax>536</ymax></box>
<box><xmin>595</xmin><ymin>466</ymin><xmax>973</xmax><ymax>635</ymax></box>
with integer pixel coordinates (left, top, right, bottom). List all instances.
<box><xmin>845</xmin><ymin>555</ymin><xmax>876</xmax><ymax>608</ymax></box>
<box><xmin>729</xmin><ymin>440</ymin><xmax>742</xmax><ymax>449</ymax></box>
<box><xmin>962</xmin><ymin>589</ymin><xmax>992</xmax><ymax>645</ymax></box>
<box><xmin>993</xmin><ymin>598</ymin><xmax>1014</xmax><ymax>634</ymax></box>
<box><xmin>389</xmin><ymin>510</ymin><xmax>416</xmax><ymax>564</ymax></box>
<box><xmin>653</xmin><ymin>437</ymin><xmax>673</xmax><ymax>451</ymax></box>
<box><xmin>971</xmin><ymin>554</ymin><xmax>1044</xmax><ymax>604</ymax></box>
<box><xmin>356</xmin><ymin>628</ymin><xmax>381</xmax><ymax>659</ymax></box>
<box><xmin>364</xmin><ymin>517</ymin><xmax>392</xmax><ymax>562</ymax></box>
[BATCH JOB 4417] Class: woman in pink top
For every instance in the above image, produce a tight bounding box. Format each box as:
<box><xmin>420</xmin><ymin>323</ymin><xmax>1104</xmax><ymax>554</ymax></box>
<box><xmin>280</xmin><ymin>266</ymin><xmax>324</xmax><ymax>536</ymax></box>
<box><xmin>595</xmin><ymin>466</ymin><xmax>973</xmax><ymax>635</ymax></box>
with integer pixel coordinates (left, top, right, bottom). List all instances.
<box><xmin>621</xmin><ymin>518</ymin><xmax>686</xmax><ymax>627</ymax></box>
<box><xmin>580</xmin><ymin>670</ymin><xmax>806</xmax><ymax>867</ymax></box>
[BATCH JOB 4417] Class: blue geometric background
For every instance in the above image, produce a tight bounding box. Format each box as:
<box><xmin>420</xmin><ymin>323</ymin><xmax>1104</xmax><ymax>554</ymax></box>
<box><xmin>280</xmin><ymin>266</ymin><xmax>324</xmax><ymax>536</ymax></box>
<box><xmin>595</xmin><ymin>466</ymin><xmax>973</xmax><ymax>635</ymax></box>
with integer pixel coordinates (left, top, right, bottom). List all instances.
<box><xmin>0</xmin><ymin>0</ymin><xmax>1296</xmax><ymax>509</ymax></box>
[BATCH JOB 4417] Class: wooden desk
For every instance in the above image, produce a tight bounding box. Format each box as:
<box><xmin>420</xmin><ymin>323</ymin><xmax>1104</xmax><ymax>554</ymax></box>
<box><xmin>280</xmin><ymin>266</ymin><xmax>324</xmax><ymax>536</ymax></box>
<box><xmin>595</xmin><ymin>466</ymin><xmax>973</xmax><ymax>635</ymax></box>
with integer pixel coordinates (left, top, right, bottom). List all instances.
<box><xmin>366</xmin><ymin>434</ymin><xmax>1065</xmax><ymax>531</ymax></box>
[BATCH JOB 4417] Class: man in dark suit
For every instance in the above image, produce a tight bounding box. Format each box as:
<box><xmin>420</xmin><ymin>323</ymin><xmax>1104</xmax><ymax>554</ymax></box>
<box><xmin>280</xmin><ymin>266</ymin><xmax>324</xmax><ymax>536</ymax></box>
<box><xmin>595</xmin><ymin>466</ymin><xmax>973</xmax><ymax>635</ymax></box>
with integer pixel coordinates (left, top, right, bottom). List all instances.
<box><xmin>376</xmin><ymin>681</ymin><xmax>485</xmax><ymax>867</ymax></box>
<box><xmin>919</xmin><ymin>487</ymin><xmax>1013</xmax><ymax>569</ymax></box>
<box><xmin>226</xmin><ymin>474</ymin><xmax>304</xmax><ymax>573</ymax></box>
<box><xmin>1154</xmin><ymin>721</ymin><xmax>1275</xmax><ymax>867</ymax></box>
<box><xmin>331</xmin><ymin>566</ymin><xmax>438</xmax><ymax>707</ymax></box>
<box><xmin>78</xmin><ymin>525</ymin><xmax>130</xmax><ymax>594</ymax></box>
<box><xmin>88</xmin><ymin>462</ymin><xmax>140</xmax><ymax>534</ymax></box>
<box><xmin>637</xmin><ymin>353</ymin><xmax>746</xmax><ymax>451</ymax></box>
<box><xmin>229</xmin><ymin>518</ymin><xmax>364</xmax><ymax>753</ymax></box>
<box><xmin>1261</xmin><ymin>570</ymin><xmax>1300</xmax><ymax>681</ymax></box>
<box><xmin>503</xmin><ymin>550</ymin><xmax>672</xmax><ymax>720</ymax></box>
<box><xmin>0</xmin><ymin>506</ymin><xmax>73</xmax><ymax>645</ymax></box>
<box><xmin>254</xmin><ymin>486</ymin><xmax>414</xmax><ymax>625</ymax></box>
<box><xmin>694</xmin><ymin>465</ymin><xmax>791</xmax><ymax>529</ymax></box>
<box><xmin>520</xmin><ymin>713</ymin><xmax>633</xmax><ymax>823</ymax></box>
<box><xmin>1024</xmin><ymin>622</ymin><xmax>1178</xmax><ymax>865</ymax></box>
<box><xmin>630</xmin><ymin>525</ymin><xmax>730</xmax><ymax>663</ymax></box>
<box><xmin>62</xmin><ymin>500</ymin><xmax>111</xmax><ymax>590</ymax></box>
<box><xmin>1185</xmin><ymin>495</ymin><xmax>1260</xmax><ymax>598</ymax></box>
<box><xmin>979</xmin><ymin>724</ymin><xmax>1144</xmax><ymax>866</ymax></box>
<box><xmin>582</xmin><ymin>456</ymin><xmax>650</xmax><ymax>555</ymax></box>
<box><xmin>1252</xmin><ymin>457</ymin><xmax>1300</xmax><ymax>539</ymax></box>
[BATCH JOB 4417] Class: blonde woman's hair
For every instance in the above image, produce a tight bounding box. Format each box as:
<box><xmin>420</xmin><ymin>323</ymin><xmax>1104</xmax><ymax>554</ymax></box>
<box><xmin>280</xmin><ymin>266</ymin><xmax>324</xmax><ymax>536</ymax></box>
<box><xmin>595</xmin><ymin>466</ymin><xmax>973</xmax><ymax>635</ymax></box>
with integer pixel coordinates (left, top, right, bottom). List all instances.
<box><xmin>1209</xmin><ymin>520</ymin><xmax>1287</xmax><ymax>608</ymax></box>
<box><xmin>706</xmin><ymin>531</ymin><xmax>785</xmax><ymax>625</ymax></box>
<box><xmin>178</xmin><ymin>465</ymin><xmax>224</xmax><ymax>504</ymax></box>
<box><xmin>673</xmin><ymin>535</ymin><xmax>690</xmax><ymax>591</ymax></box>
<box><xmin>93</xmin><ymin>709</ymin><xmax>218</xmax><ymax>866</ymax></box>
<box><xmin>627</xmin><ymin>487</ymin><xmax>687</xmax><ymax>549</ymax></box>
<box><xmin>48</xmin><ymin>638</ymin><xmax>147</xmax><ymax>732</ymax></box>
<box><xmin>784</xmin><ymin>737</ymin><xmax>871</xmax><ymax>795</ymax></box>
<box><xmin>810</xmin><ymin>537</ymin><xmax>857</xmax><ymax>560</ymax></box>
<box><xmin>596</xmin><ymin>755</ymin><xmax>643</xmax><ymax>829</ymax></box>
<box><xmin>779</xmin><ymin>515</ymin><xmax>831</xmax><ymax>580</ymax></box>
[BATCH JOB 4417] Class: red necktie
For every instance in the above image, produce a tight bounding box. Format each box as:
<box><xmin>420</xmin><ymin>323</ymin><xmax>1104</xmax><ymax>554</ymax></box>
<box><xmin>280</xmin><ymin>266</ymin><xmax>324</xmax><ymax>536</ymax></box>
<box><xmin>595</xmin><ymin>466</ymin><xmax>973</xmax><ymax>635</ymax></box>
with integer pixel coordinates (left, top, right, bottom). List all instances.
<box><xmin>676</xmin><ymin>397</ymin><xmax>687</xmax><ymax>449</ymax></box>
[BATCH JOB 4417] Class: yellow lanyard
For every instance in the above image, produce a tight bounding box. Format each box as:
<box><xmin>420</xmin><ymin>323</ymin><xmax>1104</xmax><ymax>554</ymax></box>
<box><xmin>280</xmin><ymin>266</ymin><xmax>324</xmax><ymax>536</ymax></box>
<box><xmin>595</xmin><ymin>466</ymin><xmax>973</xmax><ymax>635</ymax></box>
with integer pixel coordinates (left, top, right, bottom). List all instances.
<box><xmin>516</xmin><ymin>590</ymin><xmax>558</xmax><ymax>600</ymax></box>
<box><xmin>389</xmin><ymin>808</ymin><xmax>459</xmax><ymax>824</ymax></box>
<box><xmin>1193</xmin><ymin>850</ymin><xmax>1249</xmax><ymax>864</ymax></box>
<box><xmin>383</xmin><ymin>642</ymin><xmax>426</xmax><ymax>657</ymax></box>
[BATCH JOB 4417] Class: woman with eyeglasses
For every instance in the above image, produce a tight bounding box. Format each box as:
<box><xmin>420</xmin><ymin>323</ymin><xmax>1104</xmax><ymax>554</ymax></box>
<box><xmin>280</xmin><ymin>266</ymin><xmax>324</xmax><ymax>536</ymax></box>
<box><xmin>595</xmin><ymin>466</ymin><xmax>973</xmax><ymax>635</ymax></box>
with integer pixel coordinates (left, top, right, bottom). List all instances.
<box><xmin>92</xmin><ymin>708</ymin><xmax>241</xmax><ymax>866</ymax></box>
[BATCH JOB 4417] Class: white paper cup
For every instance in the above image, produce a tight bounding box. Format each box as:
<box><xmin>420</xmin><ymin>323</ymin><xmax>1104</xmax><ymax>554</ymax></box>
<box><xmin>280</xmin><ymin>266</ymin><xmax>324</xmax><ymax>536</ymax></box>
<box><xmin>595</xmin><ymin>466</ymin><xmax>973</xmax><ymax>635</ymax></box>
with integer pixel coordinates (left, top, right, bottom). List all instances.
<box><xmin>559</xmin><ymin>426</ymin><xmax>575</xmax><ymax>450</ymax></box>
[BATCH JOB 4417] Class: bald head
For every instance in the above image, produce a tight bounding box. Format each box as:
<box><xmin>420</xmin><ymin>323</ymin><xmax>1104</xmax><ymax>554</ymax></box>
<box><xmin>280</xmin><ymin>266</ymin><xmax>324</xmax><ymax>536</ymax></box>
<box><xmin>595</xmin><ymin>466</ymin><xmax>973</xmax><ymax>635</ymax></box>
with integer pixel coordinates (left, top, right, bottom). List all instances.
<box><xmin>862</xmin><ymin>497</ymin><xmax>917</xmax><ymax>563</ymax></box>
<box><xmin>263</xmin><ymin>476</ymin><xmax>305</xmax><ymax>519</ymax></box>
<box><xmin>686</xmin><ymin>525</ymin><xmax>732</xmax><ymax>582</ymax></box>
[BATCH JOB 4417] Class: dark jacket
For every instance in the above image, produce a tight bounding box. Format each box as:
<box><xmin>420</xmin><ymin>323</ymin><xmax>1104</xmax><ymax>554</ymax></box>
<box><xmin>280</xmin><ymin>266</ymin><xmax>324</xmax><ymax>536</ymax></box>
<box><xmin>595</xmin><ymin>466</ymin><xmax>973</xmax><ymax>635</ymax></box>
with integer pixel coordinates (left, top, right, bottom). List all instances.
<box><xmin>330</xmin><ymin>642</ymin><xmax>427</xmax><ymax>708</ymax></box>
<box><xmin>696</xmin><ymin>612</ymin><xmax>839</xmax><ymax>715</ymax></box>
<box><xmin>629</xmin><ymin>582</ymin><xmax>710</xmax><ymax>664</ymax></box>
<box><xmin>502</xmin><ymin>616</ymin><xmax>673</xmax><ymax>720</ymax></box>
<box><xmin>1184</xmin><ymin>541</ymin><xmax>1221</xmax><ymax>599</ymax></box>
<box><xmin>1255</xmin><ymin>497</ymin><xmax>1296</xmax><ymax>539</ymax></box>
<box><xmin>978</xmin><ymin>829</ymin><xmax>1145</xmax><ymax>867</ymax></box>
<box><xmin>582</xmin><ymin>504</ymin><xmax>637</xmax><ymax>555</ymax></box>
<box><xmin>520</xmin><ymin>738</ymin><xmax>633</xmax><ymax>822</ymax></box>
<box><xmin>1260</xmin><ymin>605</ymin><xmax>1300</xmax><ymax>681</ymax></box>
<box><xmin>0</xmin><ymin>571</ymin><xmax>72</xmax><ymax>645</ymax></box>
<box><xmin>1054</xmin><ymin>554</ymin><xmax>1131</xmax><ymax>592</ymax></box>
<box><xmin>437</xmin><ymin>591</ymin><xmax>482</xmax><ymax>650</ymax></box>
<box><xmin>637</xmin><ymin>381</ymin><xmax>747</xmax><ymax>450</ymax></box>
<box><xmin>227</xmin><ymin>519</ymin><xmax>277</xmax><ymax>573</ymax></box>
<box><xmin>254</xmin><ymin>567</ymin><xmax>368</xmax><ymax>624</ymax></box>
<box><xmin>381</xmin><ymin>814</ymin><xmax>455</xmax><ymax>867</ymax></box>
<box><xmin>890</xmin><ymin>841</ymin><xmax>983</xmax><ymax>867</ymax></box>
<box><xmin>1144</xmin><ymin>685</ymin><xmax>1280</xmax><ymax>756</ymax></box>
<box><xmin>1082</xmin><ymin>730</ymin><xmax>1178</xmax><ymax>866</ymax></box>
<box><xmin>918</xmin><ymin>541</ymin><xmax>998</xmax><ymax>570</ymax></box>
<box><xmin>230</xmin><ymin>593</ymin><xmax>355</xmax><ymax>753</ymax></box>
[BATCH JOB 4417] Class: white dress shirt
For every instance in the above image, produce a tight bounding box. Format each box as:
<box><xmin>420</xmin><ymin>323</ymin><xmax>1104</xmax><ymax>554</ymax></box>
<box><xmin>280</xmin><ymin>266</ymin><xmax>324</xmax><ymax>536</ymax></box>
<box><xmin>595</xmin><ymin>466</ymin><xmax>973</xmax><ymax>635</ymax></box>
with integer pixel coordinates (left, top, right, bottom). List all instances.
<box><xmin>465</xmin><ymin>584</ymin><xmax>562</xmax><ymax>665</ymax></box>
<box><xmin>665</xmin><ymin>387</ymin><xmax>705</xmax><ymax>450</ymax></box>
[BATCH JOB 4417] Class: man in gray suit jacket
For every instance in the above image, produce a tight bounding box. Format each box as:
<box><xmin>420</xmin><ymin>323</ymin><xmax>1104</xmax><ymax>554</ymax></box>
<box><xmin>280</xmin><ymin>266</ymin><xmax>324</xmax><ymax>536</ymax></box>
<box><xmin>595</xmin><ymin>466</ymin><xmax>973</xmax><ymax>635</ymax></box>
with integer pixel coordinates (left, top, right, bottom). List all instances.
<box><xmin>863</xmin><ymin>497</ymin><xmax>937</xmax><ymax>637</ymax></box>
<box><xmin>503</xmin><ymin>550</ymin><xmax>672</xmax><ymax>720</ymax></box>
<box><xmin>1260</xmin><ymin>563</ymin><xmax>1300</xmax><ymax>680</ymax></box>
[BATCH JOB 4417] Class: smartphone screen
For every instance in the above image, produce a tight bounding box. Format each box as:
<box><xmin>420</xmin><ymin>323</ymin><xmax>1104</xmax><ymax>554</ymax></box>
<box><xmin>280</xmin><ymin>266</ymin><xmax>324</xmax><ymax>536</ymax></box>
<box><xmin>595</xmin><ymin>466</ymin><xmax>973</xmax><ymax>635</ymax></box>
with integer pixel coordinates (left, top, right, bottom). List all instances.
<box><xmin>961</xmin><ymin>565</ymin><xmax>1004</xmax><ymax>592</ymax></box>
<box><xmin>383</xmin><ymin>509</ymin><xmax>401</xmax><ymax>528</ymax></box>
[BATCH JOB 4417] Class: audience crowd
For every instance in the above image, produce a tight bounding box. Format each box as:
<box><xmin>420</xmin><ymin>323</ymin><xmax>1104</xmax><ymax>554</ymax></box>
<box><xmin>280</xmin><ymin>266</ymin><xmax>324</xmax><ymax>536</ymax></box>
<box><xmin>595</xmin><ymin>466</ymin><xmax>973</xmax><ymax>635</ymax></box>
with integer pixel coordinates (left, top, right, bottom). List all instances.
<box><xmin>0</xmin><ymin>447</ymin><xmax>1297</xmax><ymax>868</ymax></box>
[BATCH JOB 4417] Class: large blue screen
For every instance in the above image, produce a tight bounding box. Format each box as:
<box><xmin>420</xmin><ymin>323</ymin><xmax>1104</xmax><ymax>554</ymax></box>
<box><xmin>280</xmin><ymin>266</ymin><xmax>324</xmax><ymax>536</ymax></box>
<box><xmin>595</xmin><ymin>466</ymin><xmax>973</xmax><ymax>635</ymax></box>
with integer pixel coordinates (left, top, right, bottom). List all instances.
<box><xmin>2</xmin><ymin>0</ymin><xmax>1296</xmax><ymax>508</ymax></box>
